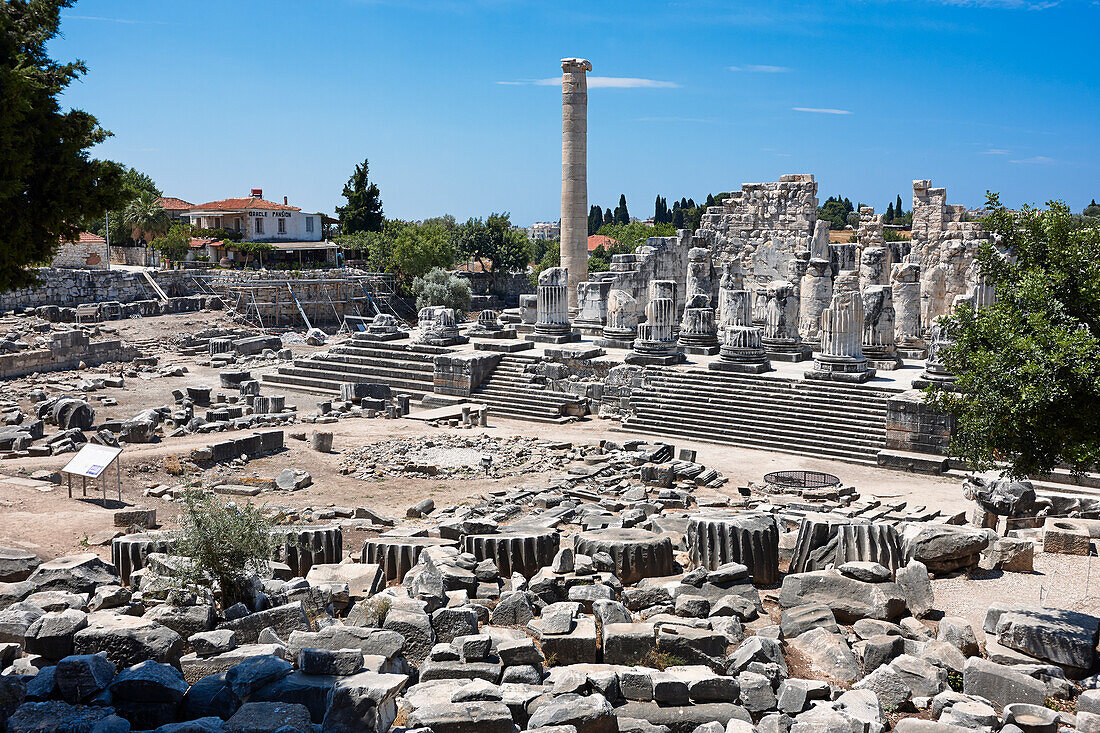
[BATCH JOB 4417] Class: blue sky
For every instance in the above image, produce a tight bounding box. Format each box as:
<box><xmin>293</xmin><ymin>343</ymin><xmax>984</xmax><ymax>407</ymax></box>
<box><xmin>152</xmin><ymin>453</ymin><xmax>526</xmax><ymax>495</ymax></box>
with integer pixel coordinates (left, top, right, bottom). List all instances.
<box><xmin>52</xmin><ymin>0</ymin><xmax>1098</xmax><ymax>225</ymax></box>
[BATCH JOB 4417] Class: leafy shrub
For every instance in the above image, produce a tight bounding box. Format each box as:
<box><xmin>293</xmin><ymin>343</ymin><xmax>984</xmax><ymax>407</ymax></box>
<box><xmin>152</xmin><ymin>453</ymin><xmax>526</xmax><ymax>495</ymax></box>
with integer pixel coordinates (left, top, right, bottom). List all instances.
<box><xmin>171</xmin><ymin>490</ymin><xmax>274</xmax><ymax>608</ymax></box>
<box><xmin>413</xmin><ymin>267</ymin><xmax>471</xmax><ymax>318</ymax></box>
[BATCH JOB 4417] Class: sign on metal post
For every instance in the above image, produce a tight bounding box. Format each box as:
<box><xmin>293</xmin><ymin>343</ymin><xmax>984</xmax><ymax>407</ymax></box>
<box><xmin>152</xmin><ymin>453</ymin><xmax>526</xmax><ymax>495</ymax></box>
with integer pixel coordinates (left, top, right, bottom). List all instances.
<box><xmin>62</xmin><ymin>444</ymin><xmax>123</xmax><ymax>506</ymax></box>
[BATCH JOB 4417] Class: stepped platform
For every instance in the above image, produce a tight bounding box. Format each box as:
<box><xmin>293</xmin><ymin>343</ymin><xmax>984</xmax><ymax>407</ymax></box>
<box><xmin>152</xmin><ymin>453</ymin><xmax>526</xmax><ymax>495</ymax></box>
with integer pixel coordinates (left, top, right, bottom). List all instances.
<box><xmin>470</xmin><ymin>353</ymin><xmax>586</xmax><ymax>424</ymax></box>
<box><xmin>261</xmin><ymin>335</ymin><xmax>448</xmax><ymax>399</ymax></box>
<box><xmin>619</xmin><ymin>367</ymin><xmax>901</xmax><ymax>465</ymax></box>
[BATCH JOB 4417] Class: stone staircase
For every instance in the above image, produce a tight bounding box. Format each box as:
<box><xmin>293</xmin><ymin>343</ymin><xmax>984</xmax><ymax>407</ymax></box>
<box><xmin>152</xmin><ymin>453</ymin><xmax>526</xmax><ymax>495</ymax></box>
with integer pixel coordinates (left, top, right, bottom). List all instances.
<box><xmin>620</xmin><ymin>368</ymin><xmax>898</xmax><ymax>465</ymax></box>
<box><xmin>261</xmin><ymin>336</ymin><xmax>444</xmax><ymax>398</ymax></box>
<box><xmin>471</xmin><ymin>354</ymin><xmax>586</xmax><ymax>424</ymax></box>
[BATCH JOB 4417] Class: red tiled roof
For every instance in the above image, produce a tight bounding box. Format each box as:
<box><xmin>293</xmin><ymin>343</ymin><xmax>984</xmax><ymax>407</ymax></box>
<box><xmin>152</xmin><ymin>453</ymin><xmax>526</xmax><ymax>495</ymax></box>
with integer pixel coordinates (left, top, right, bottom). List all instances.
<box><xmin>190</xmin><ymin>197</ymin><xmax>300</xmax><ymax>212</ymax></box>
<box><xmin>156</xmin><ymin>196</ymin><xmax>193</xmax><ymax>210</ymax></box>
<box><xmin>587</xmin><ymin>234</ymin><xmax>617</xmax><ymax>252</ymax></box>
<box><xmin>68</xmin><ymin>231</ymin><xmax>106</xmax><ymax>244</ymax></box>
<box><xmin>189</xmin><ymin>237</ymin><xmax>222</xmax><ymax>249</ymax></box>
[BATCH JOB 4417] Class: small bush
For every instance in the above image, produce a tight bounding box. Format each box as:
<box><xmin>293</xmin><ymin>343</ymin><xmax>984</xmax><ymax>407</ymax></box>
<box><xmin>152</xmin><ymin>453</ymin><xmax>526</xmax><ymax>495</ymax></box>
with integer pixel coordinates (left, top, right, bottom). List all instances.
<box><xmin>641</xmin><ymin>650</ymin><xmax>687</xmax><ymax>670</ymax></box>
<box><xmin>413</xmin><ymin>267</ymin><xmax>471</xmax><ymax>318</ymax></box>
<box><xmin>171</xmin><ymin>490</ymin><xmax>274</xmax><ymax>608</ymax></box>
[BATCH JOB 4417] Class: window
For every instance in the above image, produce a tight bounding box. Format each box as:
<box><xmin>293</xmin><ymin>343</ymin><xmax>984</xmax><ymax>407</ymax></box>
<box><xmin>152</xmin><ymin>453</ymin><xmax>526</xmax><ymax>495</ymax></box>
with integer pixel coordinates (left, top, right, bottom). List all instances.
<box><xmin>255</xmin><ymin>217</ymin><xmax>263</xmax><ymax>235</ymax></box>
<box><xmin>278</xmin><ymin>217</ymin><xmax>286</xmax><ymax>235</ymax></box>
<box><xmin>305</xmin><ymin>216</ymin><xmax>314</xmax><ymax>233</ymax></box>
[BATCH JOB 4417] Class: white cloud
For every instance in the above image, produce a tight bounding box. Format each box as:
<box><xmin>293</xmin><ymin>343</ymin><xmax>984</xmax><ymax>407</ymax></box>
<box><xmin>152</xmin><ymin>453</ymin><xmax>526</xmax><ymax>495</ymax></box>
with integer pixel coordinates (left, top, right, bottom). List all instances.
<box><xmin>729</xmin><ymin>64</ymin><xmax>792</xmax><ymax>72</ymax></box>
<box><xmin>497</xmin><ymin>77</ymin><xmax>679</xmax><ymax>89</ymax></box>
<box><xmin>927</xmin><ymin>0</ymin><xmax>1060</xmax><ymax>8</ymax></box>
<box><xmin>980</xmin><ymin>148</ymin><xmax>1011</xmax><ymax>155</ymax></box>
<box><xmin>62</xmin><ymin>14</ymin><xmax>169</xmax><ymax>24</ymax></box>
<box><xmin>1009</xmin><ymin>155</ymin><xmax>1056</xmax><ymax>164</ymax></box>
<box><xmin>792</xmin><ymin>107</ymin><xmax>852</xmax><ymax>115</ymax></box>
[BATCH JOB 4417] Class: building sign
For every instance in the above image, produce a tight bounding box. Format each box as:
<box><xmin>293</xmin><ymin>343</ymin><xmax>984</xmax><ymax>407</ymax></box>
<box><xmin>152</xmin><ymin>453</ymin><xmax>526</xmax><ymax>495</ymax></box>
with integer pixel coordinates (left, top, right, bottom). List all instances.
<box><xmin>248</xmin><ymin>211</ymin><xmax>292</xmax><ymax>218</ymax></box>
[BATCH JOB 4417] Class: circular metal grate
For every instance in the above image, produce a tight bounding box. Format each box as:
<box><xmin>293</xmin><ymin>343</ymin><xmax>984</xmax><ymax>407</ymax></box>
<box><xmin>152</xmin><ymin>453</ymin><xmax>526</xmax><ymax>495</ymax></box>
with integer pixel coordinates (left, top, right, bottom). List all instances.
<box><xmin>763</xmin><ymin>470</ymin><xmax>841</xmax><ymax>489</ymax></box>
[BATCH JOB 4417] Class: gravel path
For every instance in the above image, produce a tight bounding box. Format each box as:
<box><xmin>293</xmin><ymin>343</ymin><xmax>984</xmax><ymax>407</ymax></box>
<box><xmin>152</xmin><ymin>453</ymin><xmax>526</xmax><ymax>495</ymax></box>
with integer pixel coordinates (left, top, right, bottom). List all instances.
<box><xmin>933</xmin><ymin>551</ymin><xmax>1100</xmax><ymax>638</ymax></box>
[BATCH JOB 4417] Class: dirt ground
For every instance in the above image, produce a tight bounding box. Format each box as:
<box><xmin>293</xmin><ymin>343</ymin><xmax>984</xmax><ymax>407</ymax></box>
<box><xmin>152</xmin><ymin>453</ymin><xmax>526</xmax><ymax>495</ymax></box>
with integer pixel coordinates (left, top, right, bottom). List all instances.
<box><xmin>0</xmin><ymin>311</ymin><xmax>1094</xmax><ymax>627</ymax></box>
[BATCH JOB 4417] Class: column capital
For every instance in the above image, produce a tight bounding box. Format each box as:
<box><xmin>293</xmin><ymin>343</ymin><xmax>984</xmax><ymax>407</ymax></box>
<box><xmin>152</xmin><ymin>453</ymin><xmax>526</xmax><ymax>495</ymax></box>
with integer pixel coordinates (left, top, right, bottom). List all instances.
<box><xmin>561</xmin><ymin>58</ymin><xmax>592</xmax><ymax>73</ymax></box>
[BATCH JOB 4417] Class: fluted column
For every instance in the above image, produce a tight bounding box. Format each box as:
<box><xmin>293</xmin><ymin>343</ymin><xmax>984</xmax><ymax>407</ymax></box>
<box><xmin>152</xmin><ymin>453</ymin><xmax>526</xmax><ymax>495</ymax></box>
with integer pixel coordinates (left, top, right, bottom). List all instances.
<box><xmin>626</xmin><ymin>280</ymin><xmax>682</xmax><ymax>364</ymax></box>
<box><xmin>561</xmin><ymin>58</ymin><xmax>591</xmax><ymax>309</ymax></box>
<box><xmin>862</xmin><ymin>284</ymin><xmax>902</xmax><ymax>369</ymax></box>
<box><xmin>709</xmin><ymin>288</ymin><xmax>771</xmax><ymax>374</ymax></box>
<box><xmin>799</xmin><ymin>258</ymin><xmax>833</xmax><ymax>346</ymax></box>
<box><xmin>762</xmin><ymin>280</ymin><xmax>810</xmax><ymax>361</ymax></box>
<box><xmin>892</xmin><ymin>260</ymin><xmax>924</xmax><ymax>355</ymax></box>
<box><xmin>598</xmin><ymin>288</ymin><xmax>639</xmax><ymax>349</ymax></box>
<box><xmin>528</xmin><ymin>266</ymin><xmax>579</xmax><ymax>343</ymax></box>
<box><xmin>805</xmin><ymin>272</ymin><xmax>876</xmax><ymax>383</ymax></box>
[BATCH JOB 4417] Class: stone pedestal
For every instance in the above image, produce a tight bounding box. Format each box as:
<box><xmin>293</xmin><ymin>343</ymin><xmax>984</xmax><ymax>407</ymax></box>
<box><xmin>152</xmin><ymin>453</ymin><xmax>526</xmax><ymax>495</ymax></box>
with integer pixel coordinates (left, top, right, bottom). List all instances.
<box><xmin>677</xmin><ymin>301</ymin><xmax>719</xmax><ymax>355</ymax></box>
<box><xmin>626</xmin><ymin>281</ymin><xmax>682</xmax><ymax>365</ymax></box>
<box><xmin>597</xmin><ymin>288</ymin><xmax>638</xmax><ymax>349</ymax></box>
<box><xmin>463</xmin><ymin>529</ymin><xmax>560</xmax><ymax>579</ymax></box>
<box><xmin>686</xmin><ymin>513</ymin><xmax>780</xmax><ymax>586</ymax></box>
<box><xmin>361</xmin><ymin>537</ymin><xmax>457</xmax><ymax>583</ymax></box>
<box><xmin>415</xmin><ymin>307</ymin><xmax>465</xmax><ymax>346</ymax></box>
<box><xmin>575</xmin><ymin>280</ymin><xmax>611</xmax><ymax>326</ymax></box>
<box><xmin>561</xmin><ymin>58</ymin><xmax>591</xmax><ymax>309</ymax></box>
<box><xmin>914</xmin><ymin>317</ymin><xmax>955</xmax><ymax>389</ymax></box>
<box><xmin>272</xmin><ymin>525</ymin><xmax>343</xmax><ymax>577</ymax></box>
<box><xmin>709</xmin><ymin>289</ymin><xmax>770</xmax><ymax>374</ymax></box>
<box><xmin>862</xmin><ymin>285</ymin><xmax>903</xmax><ymax>370</ymax></box>
<box><xmin>574</xmin><ymin>528</ymin><xmax>675</xmax><ymax>585</ymax></box>
<box><xmin>805</xmin><ymin>273</ymin><xmax>876</xmax><ymax>383</ymax></box>
<box><xmin>519</xmin><ymin>294</ymin><xmax>537</xmax><ymax>325</ymax></box>
<box><xmin>527</xmin><ymin>267</ymin><xmax>580</xmax><ymax>344</ymax></box>
<box><xmin>762</xmin><ymin>280</ymin><xmax>811</xmax><ymax>362</ymax></box>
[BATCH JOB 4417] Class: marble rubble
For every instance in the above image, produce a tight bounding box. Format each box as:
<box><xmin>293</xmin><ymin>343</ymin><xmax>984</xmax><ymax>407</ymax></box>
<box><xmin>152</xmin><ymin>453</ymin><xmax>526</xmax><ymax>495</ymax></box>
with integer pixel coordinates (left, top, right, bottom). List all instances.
<box><xmin>0</xmin><ymin>435</ymin><xmax>1091</xmax><ymax>733</ymax></box>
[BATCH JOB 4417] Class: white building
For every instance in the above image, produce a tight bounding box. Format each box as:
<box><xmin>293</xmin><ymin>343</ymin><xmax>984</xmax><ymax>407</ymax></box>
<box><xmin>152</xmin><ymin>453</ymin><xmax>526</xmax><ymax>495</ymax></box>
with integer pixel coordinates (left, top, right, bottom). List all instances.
<box><xmin>526</xmin><ymin>221</ymin><xmax>561</xmax><ymax>241</ymax></box>
<box><xmin>186</xmin><ymin>189</ymin><xmax>323</xmax><ymax>242</ymax></box>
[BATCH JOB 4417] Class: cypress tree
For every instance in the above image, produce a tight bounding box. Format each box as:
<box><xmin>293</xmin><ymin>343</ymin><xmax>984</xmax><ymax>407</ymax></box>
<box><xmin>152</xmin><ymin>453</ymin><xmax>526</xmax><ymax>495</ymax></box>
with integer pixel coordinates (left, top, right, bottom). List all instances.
<box><xmin>617</xmin><ymin>194</ymin><xmax>630</xmax><ymax>225</ymax></box>
<box><xmin>672</xmin><ymin>207</ymin><xmax>684</xmax><ymax>228</ymax></box>
<box><xmin>885</xmin><ymin>202</ymin><xmax>895</xmax><ymax>223</ymax></box>
<box><xmin>705</xmin><ymin>193</ymin><xmax>715</xmax><ymax>208</ymax></box>
<box><xmin>604</xmin><ymin>208</ymin><xmax>614</xmax><ymax>226</ymax></box>
<box><xmin>896</xmin><ymin>194</ymin><xmax>904</xmax><ymax>217</ymax></box>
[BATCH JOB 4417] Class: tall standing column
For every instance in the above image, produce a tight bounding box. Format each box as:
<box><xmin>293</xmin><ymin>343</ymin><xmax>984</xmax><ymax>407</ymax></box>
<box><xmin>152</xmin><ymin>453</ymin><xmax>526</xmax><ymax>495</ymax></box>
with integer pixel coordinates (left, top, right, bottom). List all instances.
<box><xmin>561</xmin><ymin>58</ymin><xmax>592</xmax><ymax>310</ymax></box>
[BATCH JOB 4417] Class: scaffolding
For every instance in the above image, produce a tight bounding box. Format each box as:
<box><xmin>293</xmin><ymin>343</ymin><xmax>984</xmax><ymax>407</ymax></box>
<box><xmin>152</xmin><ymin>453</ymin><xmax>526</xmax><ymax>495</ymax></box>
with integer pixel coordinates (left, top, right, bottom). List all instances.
<box><xmin>193</xmin><ymin>273</ymin><xmax>405</xmax><ymax>332</ymax></box>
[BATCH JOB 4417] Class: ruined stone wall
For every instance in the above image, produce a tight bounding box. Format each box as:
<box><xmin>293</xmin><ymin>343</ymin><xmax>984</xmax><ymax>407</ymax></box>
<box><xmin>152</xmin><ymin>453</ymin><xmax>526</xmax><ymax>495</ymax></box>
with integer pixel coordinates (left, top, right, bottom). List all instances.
<box><xmin>910</xmin><ymin>179</ymin><xmax>991</xmax><ymax>326</ymax></box>
<box><xmin>696</xmin><ymin>174</ymin><xmax>818</xmax><ymax>290</ymax></box>
<box><xmin>52</xmin><ymin>240</ymin><xmax>108</xmax><ymax>269</ymax></box>
<box><xmin>0</xmin><ymin>330</ymin><xmax>138</xmax><ymax>379</ymax></box>
<box><xmin>589</xmin><ymin>230</ymin><xmax>694</xmax><ymax>319</ymax></box>
<box><xmin>0</xmin><ymin>268</ymin><xmax>191</xmax><ymax>311</ymax></box>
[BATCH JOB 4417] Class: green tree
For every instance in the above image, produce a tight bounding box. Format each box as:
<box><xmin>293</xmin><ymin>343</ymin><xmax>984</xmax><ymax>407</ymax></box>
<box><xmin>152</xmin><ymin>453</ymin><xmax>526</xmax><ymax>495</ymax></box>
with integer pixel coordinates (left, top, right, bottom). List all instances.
<box><xmin>337</xmin><ymin>157</ymin><xmax>383</xmax><ymax>234</ymax></box>
<box><xmin>149</xmin><ymin>224</ymin><xmax>191</xmax><ymax>265</ymax></box>
<box><xmin>926</xmin><ymin>193</ymin><xmax>1100</xmax><ymax>477</ymax></box>
<box><xmin>603</xmin><ymin>208</ymin><xmax>614</xmax><ymax>226</ymax></box>
<box><xmin>413</xmin><ymin>267</ymin><xmax>471</xmax><ymax>318</ymax></box>
<box><xmin>390</xmin><ymin>217</ymin><xmax>457</xmax><ymax>281</ymax></box>
<box><xmin>1085</xmin><ymin>199</ymin><xmax>1100</xmax><ymax>218</ymax></box>
<box><xmin>672</xmin><ymin>205</ymin><xmax>684</xmax><ymax>228</ymax></box>
<box><xmin>896</xmin><ymin>194</ymin><xmax>905</xmax><ymax>218</ymax></box>
<box><xmin>456</xmin><ymin>212</ymin><xmax>531</xmax><ymax>283</ymax></box>
<box><xmin>615</xmin><ymin>194</ymin><xmax>630</xmax><ymax>225</ymax></box>
<box><xmin>530</xmin><ymin>239</ymin><xmax>560</xmax><ymax>286</ymax></box>
<box><xmin>172</xmin><ymin>490</ymin><xmax>274</xmax><ymax>608</ymax></box>
<box><xmin>0</xmin><ymin>0</ymin><xmax>125</xmax><ymax>291</ymax></box>
<box><xmin>885</xmin><ymin>202</ymin><xmax>895</xmax><ymax>223</ymax></box>
<box><xmin>588</xmin><ymin>205</ymin><xmax>603</xmax><ymax>235</ymax></box>
<box><xmin>124</xmin><ymin>191</ymin><xmax>170</xmax><ymax>244</ymax></box>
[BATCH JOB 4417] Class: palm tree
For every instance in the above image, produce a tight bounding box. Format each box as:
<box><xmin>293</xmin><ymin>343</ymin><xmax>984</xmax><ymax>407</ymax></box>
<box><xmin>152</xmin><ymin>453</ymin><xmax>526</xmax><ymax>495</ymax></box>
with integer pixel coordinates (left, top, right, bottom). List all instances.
<box><xmin>123</xmin><ymin>191</ymin><xmax>170</xmax><ymax>244</ymax></box>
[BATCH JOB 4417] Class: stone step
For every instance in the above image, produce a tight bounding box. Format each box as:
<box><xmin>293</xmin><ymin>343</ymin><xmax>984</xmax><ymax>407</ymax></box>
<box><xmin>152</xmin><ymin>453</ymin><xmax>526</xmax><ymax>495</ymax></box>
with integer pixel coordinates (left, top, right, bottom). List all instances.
<box><xmin>617</xmin><ymin>420</ymin><xmax>881</xmax><ymax>465</ymax></box>
<box><xmin>628</xmin><ymin>395</ymin><xmax>885</xmax><ymax>435</ymax></box>
<box><xmin>627</xmin><ymin>406</ymin><xmax>885</xmax><ymax>452</ymax></box>
<box><xmin>644</xmin><ymin>372</ymin><xmax>895</xmax><ymax>408</ymax></box>
<box><xmin>637</xmin><ymin>381</ymin><xmax>889</xmax><ymax>419</ymax></box>
<box><xmin>262</xmin><ymin>369</ymin><xmax>433</xmax><ymax>397</ymax></box>
<box><xmin>649</xmin><ymin>367</ymin><xmax>900</xmax><ymax>400</ymax></box>
<box><xmin>289</xmin><ymin>357</ymin><xmax>434</xmax><ymax>382</ymax></box>
<box><xmin>475</xmin><ymin>387</ymin><xmax>582</xmax><ymax>411</ymax></box>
